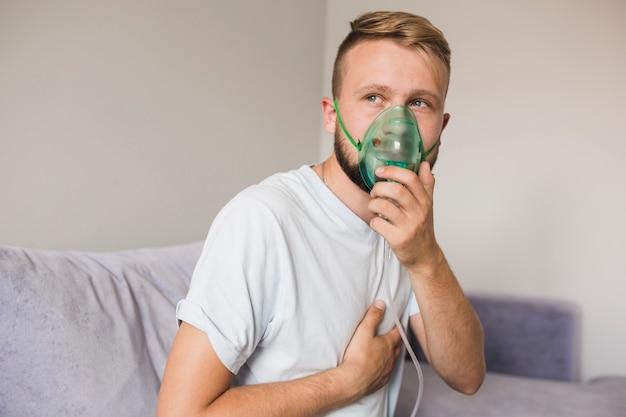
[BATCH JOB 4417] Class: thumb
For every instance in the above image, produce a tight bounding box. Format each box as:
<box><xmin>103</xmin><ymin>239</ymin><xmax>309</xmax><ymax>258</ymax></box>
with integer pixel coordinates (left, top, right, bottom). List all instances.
<box><xmin>360</xmin><ymin>300</ymin><xmax>386</xmax><ymax>332</ymax></box>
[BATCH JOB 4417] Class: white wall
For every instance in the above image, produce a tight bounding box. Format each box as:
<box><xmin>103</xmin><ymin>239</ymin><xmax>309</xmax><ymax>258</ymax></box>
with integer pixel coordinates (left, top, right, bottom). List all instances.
<box><xmin>321</xmin><ymin>0</ymin><xmax>626</xmax><ymax>381</ymax></box>
<box><xmin>0</xmin><ymin>0</ymin><xmax>325</xmax><ymax>251</ymax></box>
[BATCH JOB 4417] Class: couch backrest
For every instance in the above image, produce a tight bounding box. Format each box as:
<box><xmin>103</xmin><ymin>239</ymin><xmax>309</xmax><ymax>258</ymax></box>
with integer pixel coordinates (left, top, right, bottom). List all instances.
<box><xmin>0</xmin><ymin>242</ymin><xmax>203</xmax><ymax>417</ymax></box>
<box><xmin>406</xmin><ymin>292</ymin><xmax>581</xmax><ymax>382</ymax></box>
<box><xmin>469</xmin><ymin>292</ymin><xmax>581</xmax><ymax>382</ymax></box>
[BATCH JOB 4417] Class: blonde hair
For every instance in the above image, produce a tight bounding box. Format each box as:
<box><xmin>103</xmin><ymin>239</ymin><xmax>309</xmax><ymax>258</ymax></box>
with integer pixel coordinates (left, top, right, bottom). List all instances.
<box><xmin>332</xmin><ymin>11</ymin><xmax>451</xmax><ymax>98</ymax></box>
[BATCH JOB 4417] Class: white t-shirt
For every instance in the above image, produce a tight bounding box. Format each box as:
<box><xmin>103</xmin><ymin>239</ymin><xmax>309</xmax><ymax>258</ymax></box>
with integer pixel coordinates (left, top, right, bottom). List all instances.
<box><xmin>177</xmin><ymin>165</ymin><xmax>419</xmax><ymax>416</ymax></box>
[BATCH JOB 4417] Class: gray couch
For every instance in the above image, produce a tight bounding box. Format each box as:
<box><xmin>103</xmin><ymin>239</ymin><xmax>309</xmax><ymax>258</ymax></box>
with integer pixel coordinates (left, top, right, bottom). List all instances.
<box><xmin>1</xmin><ymin>243</ymin><xmax>624</xmax><ymax>416</ymax></box>
<box><xmin>397</xmin><ymin>296</ymin><xmax>626</xmax><ymax>417</ymax></box>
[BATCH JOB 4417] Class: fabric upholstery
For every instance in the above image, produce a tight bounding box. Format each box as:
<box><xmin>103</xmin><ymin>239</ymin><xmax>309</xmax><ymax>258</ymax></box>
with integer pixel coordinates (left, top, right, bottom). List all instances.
<box><xmin>407</xmin><ymin>292</ymin><xmax>581</xmax><ymax>382</ymax></box>
<box><xmin>0</xmin><ymin>243</ymin><xmax>202</xmax><ymax>417</ymax></box>
<box><xmin>470</xmin><ymin>293</ymin><xmax>581</xmax><ymax>381</ymax></box>
<box><xmin>396</xmin><ymin>363</ymin><xmax>626</xmax><ymax>417</ymax></box>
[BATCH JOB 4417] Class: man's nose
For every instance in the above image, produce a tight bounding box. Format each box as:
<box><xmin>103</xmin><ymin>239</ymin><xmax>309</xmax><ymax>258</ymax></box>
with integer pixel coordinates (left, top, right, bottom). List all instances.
<box><xmin>383</xmin><ymin>117</ymin><xmax>414</xmax><ymax>138</ymax></box>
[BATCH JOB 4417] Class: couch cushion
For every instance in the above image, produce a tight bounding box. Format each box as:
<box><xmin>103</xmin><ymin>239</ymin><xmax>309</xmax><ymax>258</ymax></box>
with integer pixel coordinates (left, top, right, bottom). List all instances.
<box><xmin>0</xmin><ymin>243</ymin><xmax>202</xmax><ymax>417</ymax></box>
<box><xmin>395</xmin><ymin>362</ymin><xmax>626</xmax><ymax>417</ymax></box>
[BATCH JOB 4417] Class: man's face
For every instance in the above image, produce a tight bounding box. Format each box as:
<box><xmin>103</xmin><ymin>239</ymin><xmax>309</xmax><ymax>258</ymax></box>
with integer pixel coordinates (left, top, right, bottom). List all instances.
<box><xmin>333</xmin><ymin>39</ymin><xmax>450</xmax><ymax>191</ymax></box>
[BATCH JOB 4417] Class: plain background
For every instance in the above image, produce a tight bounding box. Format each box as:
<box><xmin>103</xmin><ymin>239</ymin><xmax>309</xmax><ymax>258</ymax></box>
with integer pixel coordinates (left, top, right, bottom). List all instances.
<box><xmin>1</xmin><ymin>0</ymin><xmax>624</xmax><ymax>382</ymax></box>
<box><xmin>0</xmin><ymin>0</ymin><xmax>324</xmax><ymax>250</ymax></box>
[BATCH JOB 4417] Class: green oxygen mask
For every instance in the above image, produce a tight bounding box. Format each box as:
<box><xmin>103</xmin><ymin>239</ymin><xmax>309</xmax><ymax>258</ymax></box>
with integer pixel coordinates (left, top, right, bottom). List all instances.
<box><xmin>334</xmin><ymin>100</ymin><xmax>439</xmax><ymax>190</ymax></box>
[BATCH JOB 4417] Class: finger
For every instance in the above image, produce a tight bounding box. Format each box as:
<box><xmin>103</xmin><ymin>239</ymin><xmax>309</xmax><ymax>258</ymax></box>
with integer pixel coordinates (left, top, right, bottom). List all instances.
<box><xmin>385</xmin><ymin>325</ymin><xmax>402</xmax><ymax>346</ymax></box>
<box><xmin>418</xmin><ymin>161</ymin><xmax>435</xmax><ymax>197</ymax></box>
<box><xmin>370</xmin><ymin>165</ymin><xmax>428</xmax><ymax>207</ymax></box>
<box><xmin>384</xmin><ymin>326</ymin><xmax>403</xmax><ymax>358</ymax></box>
<box><xmin>393</xmin><ymin>342</ymin><xmax>403</xmax><ymax>358</ymax></box>
<box><xmin>372</xmin><ymin>166</ymin><xmax>417</xmax><ymax>189</ymax></box>
<box><xmin>368</xmin><ymin>195</ymin><xmax>403</xmax><ymax>222</ymax></box>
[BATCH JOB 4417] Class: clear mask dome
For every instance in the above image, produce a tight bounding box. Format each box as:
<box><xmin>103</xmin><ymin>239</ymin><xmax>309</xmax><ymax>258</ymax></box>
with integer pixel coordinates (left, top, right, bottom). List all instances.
<box><xmin>358</xmin><ymin>105</ymin><xmax>424</xmax><ymax>190</ymax></box>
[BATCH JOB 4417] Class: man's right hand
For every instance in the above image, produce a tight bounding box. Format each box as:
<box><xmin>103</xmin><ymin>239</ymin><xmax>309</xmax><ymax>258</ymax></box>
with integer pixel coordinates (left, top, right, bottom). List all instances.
<box><xmin>339</xmin><ymin>300</ymin><xmax>403</xmax><ymax>398</ymax></box>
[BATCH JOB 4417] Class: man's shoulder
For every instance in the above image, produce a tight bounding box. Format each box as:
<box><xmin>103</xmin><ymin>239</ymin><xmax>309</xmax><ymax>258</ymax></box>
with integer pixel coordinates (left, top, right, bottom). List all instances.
<box><xmin>215</xmin><ymin>166</ymin><xmax>315</xmax><ymax>221</ymax></box>
<box><xmin>236</xmin><ymin>166</ymin><xmax>315</xmax><ymax>206</ymax></box>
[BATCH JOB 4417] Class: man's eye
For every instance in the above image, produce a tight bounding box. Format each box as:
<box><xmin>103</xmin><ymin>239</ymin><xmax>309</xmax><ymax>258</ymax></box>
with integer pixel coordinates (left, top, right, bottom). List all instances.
<box><xmin>366</xmin><ymin>95</ymin><xmax>382</xmax><ymax>103</ymax></box>
<box><xmin>410</xmin><ymin>100</ymin><xmax>426</xmax><ymax>108</ymax></box>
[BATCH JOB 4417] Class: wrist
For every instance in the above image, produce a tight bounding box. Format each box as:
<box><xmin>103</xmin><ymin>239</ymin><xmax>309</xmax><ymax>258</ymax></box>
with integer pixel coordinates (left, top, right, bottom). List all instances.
<box><xmin>329</xmin><ymin>364</ymin><xmax>365</xmax><ymax>405</ymax></box>
<box><xmin>406</xmin><ymin>245</ymin><xmax>446</xmax><ymax>278</ymax></box>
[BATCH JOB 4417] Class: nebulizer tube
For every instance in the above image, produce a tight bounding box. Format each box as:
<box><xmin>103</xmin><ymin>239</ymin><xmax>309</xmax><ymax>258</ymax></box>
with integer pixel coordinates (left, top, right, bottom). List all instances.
<box><xmin>383</xmin><ymin>242</ymin><xmax>424</xmax><ymax>417</ymax></box>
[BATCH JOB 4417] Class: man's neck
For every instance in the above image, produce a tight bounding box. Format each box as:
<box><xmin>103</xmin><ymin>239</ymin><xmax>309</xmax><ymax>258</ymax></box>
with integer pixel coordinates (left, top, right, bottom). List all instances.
<box><xmin>315</xmin><ymin>155</ymin><xmax>375</xmax><ymax>225</ymax></box>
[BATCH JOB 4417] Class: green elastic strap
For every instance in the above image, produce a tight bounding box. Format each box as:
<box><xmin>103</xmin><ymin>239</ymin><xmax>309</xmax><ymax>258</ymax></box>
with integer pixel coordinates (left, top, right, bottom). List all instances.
<box><xmin>334</xmin><ymin>99</ymin><xmax>440</xmax><ymax>161</ymax></box>
<box><xmin>422</xmin><ymin>137</ymin><xmax>440</xmax><ymax>161</ymax></box>
<box><xmin>333</xmin><ymin>99</ymin><xmax>362</xmax><ymax>151</ymax></box>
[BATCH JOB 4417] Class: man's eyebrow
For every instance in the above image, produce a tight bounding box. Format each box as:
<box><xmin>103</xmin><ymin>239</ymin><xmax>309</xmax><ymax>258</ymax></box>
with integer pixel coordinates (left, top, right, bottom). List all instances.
<box><xmin>354</xmin><ymin>84</ymin><xmax>393</xmax><ymax>96</ymax></box>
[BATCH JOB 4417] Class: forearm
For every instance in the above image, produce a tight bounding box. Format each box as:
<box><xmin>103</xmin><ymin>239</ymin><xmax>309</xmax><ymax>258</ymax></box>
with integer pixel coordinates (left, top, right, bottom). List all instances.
<box><xmin>409</xmin><ymin>249</ymin><xmax>485</xmax><ymax>394</ymax></box>
<box><xmin>202</xmin><ymin>367</ymin><xmax>361</xmax><ymax>417</ymax></box>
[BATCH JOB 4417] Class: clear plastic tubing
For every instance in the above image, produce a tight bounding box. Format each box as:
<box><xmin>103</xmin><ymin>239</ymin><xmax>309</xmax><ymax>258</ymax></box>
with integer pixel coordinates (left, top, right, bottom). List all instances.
<box><xmin>384</xmin><ymin>241</ymin><xmax>423</xmax><ymax>417</ymax></box>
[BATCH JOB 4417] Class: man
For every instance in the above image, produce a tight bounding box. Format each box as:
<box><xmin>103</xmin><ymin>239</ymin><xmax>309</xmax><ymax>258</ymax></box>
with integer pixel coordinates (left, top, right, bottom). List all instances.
<box><xmin>157</xmin><ymin>11</ymin><xmax>485</xmax><ymax>417</ymax></box>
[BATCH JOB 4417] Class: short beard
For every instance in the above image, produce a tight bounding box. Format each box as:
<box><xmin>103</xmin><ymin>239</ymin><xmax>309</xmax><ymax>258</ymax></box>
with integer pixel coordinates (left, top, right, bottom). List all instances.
<box><xmin>334</xmin><ymin>130</ymin><xmax>370</xmax><ymax>193</ymax></box>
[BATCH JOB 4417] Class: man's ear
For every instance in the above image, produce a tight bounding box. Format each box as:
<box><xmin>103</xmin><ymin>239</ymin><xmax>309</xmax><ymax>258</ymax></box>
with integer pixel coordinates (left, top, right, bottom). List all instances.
<box><xmin>441</xmin><ymin>113</ymin><xmax>451</xmax><ymax>132</ymax></box>
<box><xmin>321</xmin><ymin>97</ymin><xmax>337</xmax><ymax>135</ymax></box>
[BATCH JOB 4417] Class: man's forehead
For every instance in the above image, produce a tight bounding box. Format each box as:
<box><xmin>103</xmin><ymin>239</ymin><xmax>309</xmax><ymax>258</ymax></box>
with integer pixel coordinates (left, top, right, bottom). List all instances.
<box><xmin>341</xmin><ymin>39</ymin><xmax>449</xmax><ymax>98</ymax></box>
